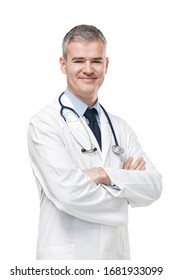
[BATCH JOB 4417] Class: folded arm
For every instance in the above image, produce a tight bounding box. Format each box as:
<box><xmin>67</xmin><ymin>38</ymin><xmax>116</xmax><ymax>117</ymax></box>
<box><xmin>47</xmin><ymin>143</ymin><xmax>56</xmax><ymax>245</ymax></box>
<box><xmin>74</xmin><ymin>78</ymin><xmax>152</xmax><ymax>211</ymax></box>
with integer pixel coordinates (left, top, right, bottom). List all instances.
<box><xmin>82</xmin><ymin>157</ymin><xmax>146</xmax><ymax>185</ymax></box>
<box><xmin>83</xmin><ymin>155</ymin><xmax>161</xmax><ymax>208</ymax></box>
<box><xmin>28</xmin><ymin>115</ymin><xmax>128</xmax><ymax>227</ymax></box>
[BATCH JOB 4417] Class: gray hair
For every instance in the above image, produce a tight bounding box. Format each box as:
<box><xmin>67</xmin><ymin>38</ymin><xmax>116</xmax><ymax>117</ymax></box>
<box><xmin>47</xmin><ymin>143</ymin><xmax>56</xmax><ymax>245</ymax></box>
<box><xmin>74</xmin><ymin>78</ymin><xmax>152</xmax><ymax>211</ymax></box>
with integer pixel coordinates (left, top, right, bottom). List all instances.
<box><xmin>62</xmin><ymin>24</ymin><xmax>107</xmax><ymax>59</ymax></box>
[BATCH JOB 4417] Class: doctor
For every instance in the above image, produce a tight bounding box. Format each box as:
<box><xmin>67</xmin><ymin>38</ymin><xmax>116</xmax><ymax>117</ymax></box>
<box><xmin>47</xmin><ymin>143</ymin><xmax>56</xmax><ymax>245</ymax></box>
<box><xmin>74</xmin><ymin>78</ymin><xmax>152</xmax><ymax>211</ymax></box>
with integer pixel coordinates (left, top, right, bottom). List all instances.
<box><xmin>28</xmin><ymin>24</ymin><xmax>162</xmax><ymax>260</ymax></box>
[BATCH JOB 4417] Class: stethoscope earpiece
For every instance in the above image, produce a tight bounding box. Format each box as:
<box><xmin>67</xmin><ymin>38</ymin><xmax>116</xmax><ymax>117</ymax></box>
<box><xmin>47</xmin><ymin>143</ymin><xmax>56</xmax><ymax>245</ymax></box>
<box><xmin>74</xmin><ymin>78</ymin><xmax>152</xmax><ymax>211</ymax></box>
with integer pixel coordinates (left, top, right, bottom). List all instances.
<box><xmin>81</xmin><ymin>147</ymin><xmax>97</xmax><ymax>153</ymax></box>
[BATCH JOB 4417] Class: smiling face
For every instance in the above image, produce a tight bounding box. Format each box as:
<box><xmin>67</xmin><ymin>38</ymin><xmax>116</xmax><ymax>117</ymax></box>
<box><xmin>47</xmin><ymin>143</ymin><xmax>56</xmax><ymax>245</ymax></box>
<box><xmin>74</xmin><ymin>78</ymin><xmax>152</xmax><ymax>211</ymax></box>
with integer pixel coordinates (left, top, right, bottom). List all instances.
<box><xmin>60</xmin><ymin>40</ymin><xmax>109</xmax><ymax>106</ymax></box>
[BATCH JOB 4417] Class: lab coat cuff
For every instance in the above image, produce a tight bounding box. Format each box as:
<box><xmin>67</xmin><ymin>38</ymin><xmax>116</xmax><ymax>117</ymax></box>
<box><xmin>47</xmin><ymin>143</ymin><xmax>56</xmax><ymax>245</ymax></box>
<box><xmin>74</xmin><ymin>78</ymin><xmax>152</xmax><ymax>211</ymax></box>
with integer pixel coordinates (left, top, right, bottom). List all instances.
<box><xmin>103</xmin><ymin>167</ymin><xmax>122</xmax><ymax>190</ymax></box>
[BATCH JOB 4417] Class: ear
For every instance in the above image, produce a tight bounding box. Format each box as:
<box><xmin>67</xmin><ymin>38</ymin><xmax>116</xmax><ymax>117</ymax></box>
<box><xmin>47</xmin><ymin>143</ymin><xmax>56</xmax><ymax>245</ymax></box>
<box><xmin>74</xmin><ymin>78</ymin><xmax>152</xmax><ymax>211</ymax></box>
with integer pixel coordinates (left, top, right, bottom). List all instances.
<box><xmin>105</xmin><ymin>57</ymin><xmax>109</xmax><ymax>74</ymax></box>
<box><xmin>59</xmin><ymin>56</ymin><xmax>67</xmax><ymax>74</ymax></box>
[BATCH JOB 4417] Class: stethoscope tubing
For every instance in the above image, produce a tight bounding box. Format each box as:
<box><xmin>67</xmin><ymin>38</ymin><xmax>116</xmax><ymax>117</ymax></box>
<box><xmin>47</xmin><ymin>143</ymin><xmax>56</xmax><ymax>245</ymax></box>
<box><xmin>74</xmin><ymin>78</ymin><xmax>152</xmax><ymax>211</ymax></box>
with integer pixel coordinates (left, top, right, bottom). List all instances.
<box><xmin>59</xmin><ymin>92</ymin><xmax>79</xmax><ymax>120</ymax></box>
<box><xmin>58</xmin><ymin>92</ymin><xmax>124</xmax><ymax>154</ymax></box>
<box><xmin>99</xmin><ymin>104</ymin><xmax>119</xmax><ymax>147</ymax></box>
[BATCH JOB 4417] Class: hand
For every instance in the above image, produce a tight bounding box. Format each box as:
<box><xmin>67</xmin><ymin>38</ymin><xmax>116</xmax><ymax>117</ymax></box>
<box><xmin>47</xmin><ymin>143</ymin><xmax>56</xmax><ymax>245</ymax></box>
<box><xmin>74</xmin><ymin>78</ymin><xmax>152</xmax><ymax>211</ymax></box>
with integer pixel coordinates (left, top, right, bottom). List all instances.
<box><xmin>82</xmin><ymin>167</ymin><xmax>111</xmax><ymax>185</ymax></box>
<box><xmin>122</xmin><ymin>157</ymin><xmax>146</xmax><ymax>171</ymax></box>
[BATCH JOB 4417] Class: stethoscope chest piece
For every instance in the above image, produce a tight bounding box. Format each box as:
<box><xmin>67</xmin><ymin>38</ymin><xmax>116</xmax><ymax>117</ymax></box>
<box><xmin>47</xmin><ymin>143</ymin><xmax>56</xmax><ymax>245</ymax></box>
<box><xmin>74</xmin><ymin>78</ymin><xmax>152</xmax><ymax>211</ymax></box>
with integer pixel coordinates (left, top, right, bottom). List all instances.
<box><xmin>112</xmin><ymin>145</ymin><xmax>124</xmax><ymax>155</ymax></box>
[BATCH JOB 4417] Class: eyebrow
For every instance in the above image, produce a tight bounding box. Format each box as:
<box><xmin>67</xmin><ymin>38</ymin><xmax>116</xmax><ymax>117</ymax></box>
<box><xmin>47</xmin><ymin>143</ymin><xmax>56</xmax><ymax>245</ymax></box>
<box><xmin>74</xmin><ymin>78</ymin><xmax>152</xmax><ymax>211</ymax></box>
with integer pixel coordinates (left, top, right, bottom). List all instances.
<box><xmin>92</xmin><ymin>57</ymin><xmax>104</xmax><ymax>61</ymax></box>
<box><xmin>72</xmin><ymin>57</ymin><xmax>84</xmax><ymax>61</ymax></box>
<box><xmin>71</xmin><ymin>57</ymin><xmax>104</xmax><ymax>61</ymax></box>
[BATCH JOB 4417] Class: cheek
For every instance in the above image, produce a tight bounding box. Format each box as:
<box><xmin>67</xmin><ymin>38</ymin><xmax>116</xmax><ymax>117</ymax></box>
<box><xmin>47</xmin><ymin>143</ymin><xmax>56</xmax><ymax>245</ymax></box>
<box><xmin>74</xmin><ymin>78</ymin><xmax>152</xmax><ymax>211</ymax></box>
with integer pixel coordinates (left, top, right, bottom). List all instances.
<box><xmin>67</xmin><ymin>70</ymin><xmax>76</xmax><ymax>80</ymax></box>
<box><xmin>66</xmin><ymin>70</ymin><xmax>78</xmax><ymax>86</ymax></box>
<box><xmin>66</xmin><ymin>64</ymin><xmax>76</xmax><ymax>74</ymax></box>
<box><xmin>100</xmin><ymin>68</ymin><xmax>107</xmax><ymax>79</ymax></box>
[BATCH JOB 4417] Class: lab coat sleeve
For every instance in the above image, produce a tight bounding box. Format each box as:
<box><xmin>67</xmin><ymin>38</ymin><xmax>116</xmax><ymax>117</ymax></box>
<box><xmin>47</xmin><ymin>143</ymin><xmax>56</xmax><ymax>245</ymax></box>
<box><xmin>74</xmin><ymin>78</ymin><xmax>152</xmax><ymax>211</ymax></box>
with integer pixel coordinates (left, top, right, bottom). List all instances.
<box><xmin>104</xmin><ymin>119</ymin><xmax>162</xmax><ymax>207</ymax></box>
<box><xmin>27</xmin><ymin>112</ymin><xmax>128</xmax><ymax>227</ymax></box>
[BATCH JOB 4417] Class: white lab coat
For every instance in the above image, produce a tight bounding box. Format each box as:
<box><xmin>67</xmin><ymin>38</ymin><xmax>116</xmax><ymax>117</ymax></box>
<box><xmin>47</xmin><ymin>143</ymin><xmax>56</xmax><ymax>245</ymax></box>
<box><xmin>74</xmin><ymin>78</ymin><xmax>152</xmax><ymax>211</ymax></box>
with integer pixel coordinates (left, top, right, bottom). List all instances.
<box><xmin>27</xmin><ymin>94</ymin><xmax>162</xmax><ymax>260</ymax></box>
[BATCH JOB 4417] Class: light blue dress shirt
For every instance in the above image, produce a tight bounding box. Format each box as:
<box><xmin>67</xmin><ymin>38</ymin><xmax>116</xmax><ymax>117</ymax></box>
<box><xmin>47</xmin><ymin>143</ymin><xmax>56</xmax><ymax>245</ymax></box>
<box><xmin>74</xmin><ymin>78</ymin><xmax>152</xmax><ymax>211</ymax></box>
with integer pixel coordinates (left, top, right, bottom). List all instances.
<box><xmin>64</xmin><ymin>88</ymin><xmax>101</xmax><ymax>126</ymax></box>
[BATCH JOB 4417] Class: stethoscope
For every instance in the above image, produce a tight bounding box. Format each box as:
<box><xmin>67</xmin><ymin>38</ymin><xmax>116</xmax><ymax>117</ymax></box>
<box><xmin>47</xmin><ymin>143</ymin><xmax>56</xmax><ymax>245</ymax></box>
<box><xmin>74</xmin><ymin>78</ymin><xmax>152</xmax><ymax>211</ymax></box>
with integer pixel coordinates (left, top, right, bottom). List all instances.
<box><xmin>59</xmin><ymin>92</ymin><xmax>124</xmax><ymax>155</ymax></box>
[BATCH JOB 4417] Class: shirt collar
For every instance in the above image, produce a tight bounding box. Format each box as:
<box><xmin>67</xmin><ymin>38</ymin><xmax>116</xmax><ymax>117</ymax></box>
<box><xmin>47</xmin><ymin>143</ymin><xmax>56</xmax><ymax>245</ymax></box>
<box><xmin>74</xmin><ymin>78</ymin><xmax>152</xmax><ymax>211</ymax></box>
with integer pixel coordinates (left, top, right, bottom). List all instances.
<box><xmin>64</xmin><ymin>88</ymin><xmax>100</xmax><ymax>117</ymax></box>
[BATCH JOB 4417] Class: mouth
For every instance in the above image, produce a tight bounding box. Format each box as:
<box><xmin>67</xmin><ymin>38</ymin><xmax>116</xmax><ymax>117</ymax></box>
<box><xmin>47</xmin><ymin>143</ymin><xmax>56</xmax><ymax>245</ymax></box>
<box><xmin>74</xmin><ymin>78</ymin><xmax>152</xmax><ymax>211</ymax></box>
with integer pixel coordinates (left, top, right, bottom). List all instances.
<box><xmin>79</xmin><ymin>77</ymin><xmax>97</xmax><ymax>82</ymax></box>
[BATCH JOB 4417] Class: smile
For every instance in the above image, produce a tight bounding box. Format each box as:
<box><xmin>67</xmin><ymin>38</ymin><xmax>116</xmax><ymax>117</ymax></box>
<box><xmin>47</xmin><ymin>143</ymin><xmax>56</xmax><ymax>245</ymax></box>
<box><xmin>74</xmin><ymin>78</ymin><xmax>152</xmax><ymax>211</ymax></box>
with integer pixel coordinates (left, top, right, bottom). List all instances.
<box><xmin>79</xmin><ymin>77</ymin><xmax>97</xmax><ymax>82</ymax></box>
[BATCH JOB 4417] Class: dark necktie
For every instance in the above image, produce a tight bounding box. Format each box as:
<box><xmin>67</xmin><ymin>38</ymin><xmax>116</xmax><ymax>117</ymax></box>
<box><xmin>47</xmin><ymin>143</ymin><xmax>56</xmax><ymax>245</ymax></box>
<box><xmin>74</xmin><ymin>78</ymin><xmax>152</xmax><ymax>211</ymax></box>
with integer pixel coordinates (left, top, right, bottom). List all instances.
<box><xmin>84</xmin><ymin>108</ymin><xmax>102</xmax><ymax>150</ymax></box>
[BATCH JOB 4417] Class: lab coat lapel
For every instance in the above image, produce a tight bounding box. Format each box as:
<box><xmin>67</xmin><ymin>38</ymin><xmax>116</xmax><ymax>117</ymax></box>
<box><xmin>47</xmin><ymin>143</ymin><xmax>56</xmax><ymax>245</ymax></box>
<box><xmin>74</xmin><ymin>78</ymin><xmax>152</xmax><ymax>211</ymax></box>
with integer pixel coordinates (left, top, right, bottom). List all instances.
<box><xmin>58</xmin><ymin>94</ymin><xmax>102</xmax><ymax>157</ymax></box>
<box><xmin>100</xmin><ymin>109</ymin><xmax>112</xmax><ymax>164</ymax></box>
<box><xmin>64</xmin><ymin>111</ymin><xmax>101</xmax><ymax>155</ymax></box>
<box><xmin>66</xmin><ymin>113</ymin><xmax>90</xmax><ymax>147</ymax></box>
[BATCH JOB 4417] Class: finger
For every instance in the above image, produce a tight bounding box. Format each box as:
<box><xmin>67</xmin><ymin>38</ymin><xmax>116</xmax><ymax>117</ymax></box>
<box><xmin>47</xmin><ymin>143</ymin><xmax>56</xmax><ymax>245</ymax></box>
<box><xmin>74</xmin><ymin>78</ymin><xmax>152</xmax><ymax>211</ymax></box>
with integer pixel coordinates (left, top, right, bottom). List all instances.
<box><xmin>136</xmin><ymin>160</ymin><xmax>146</xmax><ymax>171</ymax></box>
<box><xmin>129</xmin><ymin>157</ymin><xmax>142</xmax><ymax>170</ymax></box>
<box><xmin>129</xmin><ymin>157</ymin><xmax>146</xmax><ymax>170</ymax></box>
<box><xmin>123</xmin><ymin>157</ymin><xmax>133</xmax><ymax>169</ymax></box>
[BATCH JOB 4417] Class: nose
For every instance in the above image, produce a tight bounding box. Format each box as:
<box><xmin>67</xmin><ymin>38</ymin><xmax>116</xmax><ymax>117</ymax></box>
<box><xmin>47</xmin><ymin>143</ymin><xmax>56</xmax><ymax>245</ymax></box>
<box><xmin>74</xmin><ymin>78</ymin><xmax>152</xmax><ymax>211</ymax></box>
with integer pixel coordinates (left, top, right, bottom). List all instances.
<box><xmin>82</xmin><ymin>61</ymin><xmax>94</xmax><ymax>75</ymax></box>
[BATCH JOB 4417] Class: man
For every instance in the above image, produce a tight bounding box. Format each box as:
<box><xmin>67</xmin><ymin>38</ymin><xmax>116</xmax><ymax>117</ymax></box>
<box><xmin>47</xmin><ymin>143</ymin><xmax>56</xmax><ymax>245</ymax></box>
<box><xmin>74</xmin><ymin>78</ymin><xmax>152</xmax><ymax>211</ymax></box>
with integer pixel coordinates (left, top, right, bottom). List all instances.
<box><xmin>28</xmin><ymin>24</ymin><xmax>162</xmax><ymax>260</ymax></box>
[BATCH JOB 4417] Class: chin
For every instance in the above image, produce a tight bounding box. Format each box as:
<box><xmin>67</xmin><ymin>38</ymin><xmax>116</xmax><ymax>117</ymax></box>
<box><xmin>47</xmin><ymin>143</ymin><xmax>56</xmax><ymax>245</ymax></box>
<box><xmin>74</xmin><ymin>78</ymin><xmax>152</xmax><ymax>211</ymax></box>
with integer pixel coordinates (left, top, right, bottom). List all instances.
<box><xmin>81</xmin><ymin>85</ymin><xmax>99</xmax><ymax>94</ymax></box>
<box><xmin>81</xmin><ymin>90</ymin><xmax>97</xmax><ymax>97</ymax></box>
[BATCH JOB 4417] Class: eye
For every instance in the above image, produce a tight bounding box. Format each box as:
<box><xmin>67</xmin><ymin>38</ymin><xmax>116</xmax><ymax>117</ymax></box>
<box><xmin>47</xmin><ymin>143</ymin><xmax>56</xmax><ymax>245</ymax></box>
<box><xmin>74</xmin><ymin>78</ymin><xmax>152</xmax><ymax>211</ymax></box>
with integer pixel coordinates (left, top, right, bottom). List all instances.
<box><xmin>92</xmin><ymin>60</ymin><xmax>102</xmax><ymax>64</ymax></box>
<box><xmin>73</xmin><ymin>60</ymin><xmax>84</xmax><ymax>63</ymax></box>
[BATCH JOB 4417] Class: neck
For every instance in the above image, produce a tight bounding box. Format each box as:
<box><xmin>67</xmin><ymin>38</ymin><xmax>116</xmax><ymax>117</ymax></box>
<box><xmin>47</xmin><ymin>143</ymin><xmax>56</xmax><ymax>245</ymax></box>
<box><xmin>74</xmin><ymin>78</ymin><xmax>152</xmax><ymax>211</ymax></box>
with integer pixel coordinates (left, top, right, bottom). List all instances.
<box><xmin>80</xmin><ymin>97</ymin><xmax>98</xmax><ymax>107</ymax></box>
<box><xmin>67</xmin><ymin>88</ymin><xmax>98</xmax><ymax>107</ymax></box>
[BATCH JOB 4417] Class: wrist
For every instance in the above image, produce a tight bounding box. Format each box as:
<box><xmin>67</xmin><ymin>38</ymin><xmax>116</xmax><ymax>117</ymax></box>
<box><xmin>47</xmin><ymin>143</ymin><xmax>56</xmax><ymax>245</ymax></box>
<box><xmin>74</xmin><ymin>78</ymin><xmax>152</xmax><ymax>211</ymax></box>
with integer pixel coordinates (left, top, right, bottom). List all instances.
<box><xmin>99</xmin><ymin>167</ymin><xmax>111</xmax><ymax>185</ymax></box>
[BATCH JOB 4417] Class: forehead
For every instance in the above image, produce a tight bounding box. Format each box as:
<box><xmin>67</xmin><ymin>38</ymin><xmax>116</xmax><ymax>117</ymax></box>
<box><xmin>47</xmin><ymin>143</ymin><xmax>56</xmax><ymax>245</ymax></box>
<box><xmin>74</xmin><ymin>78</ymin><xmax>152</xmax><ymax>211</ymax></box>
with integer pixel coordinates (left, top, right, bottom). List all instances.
<box><xmin>66</xmin><ymin>41</ymin><xmax>106</xmax><ymax>58</ymax></box>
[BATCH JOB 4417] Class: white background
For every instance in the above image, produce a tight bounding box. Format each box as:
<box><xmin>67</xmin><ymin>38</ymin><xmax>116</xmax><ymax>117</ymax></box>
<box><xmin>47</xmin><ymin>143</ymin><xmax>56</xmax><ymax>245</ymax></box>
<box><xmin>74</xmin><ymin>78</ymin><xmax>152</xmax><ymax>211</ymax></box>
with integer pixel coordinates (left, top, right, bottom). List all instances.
<box><xmin>0</xmin><ymin>0</ymin><xmax>173</xmax><ymax>279</ymax></box>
